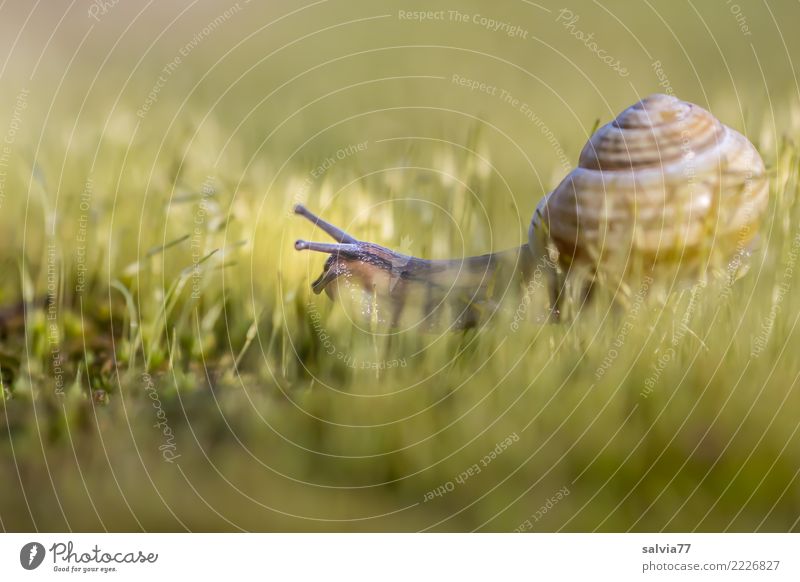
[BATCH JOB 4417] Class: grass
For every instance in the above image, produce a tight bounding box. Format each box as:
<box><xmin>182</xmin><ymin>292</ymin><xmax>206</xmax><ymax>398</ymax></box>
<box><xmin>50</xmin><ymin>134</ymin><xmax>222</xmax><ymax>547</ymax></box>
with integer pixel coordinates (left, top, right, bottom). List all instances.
<box><xmin>1</xmin><ymin>102</ymin><xmax>799</xmax><ymax>532</ymax></box>
<box><xmin>1</xmin><ymin>0</ymin><xmax>799</xmax><ymax>532</ymax></box>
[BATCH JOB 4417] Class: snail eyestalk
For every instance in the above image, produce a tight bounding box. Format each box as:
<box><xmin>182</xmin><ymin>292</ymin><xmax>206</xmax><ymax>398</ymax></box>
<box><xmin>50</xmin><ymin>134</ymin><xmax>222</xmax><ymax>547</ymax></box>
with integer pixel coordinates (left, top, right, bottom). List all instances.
<box><xmin>294</xmin><ymin>240</ymin><xmax>361</xmax><ymax>255</ymax></box>
<box><xmin>293</xmin><ymin>204</ymin><xmax>358</xmax><ymax>244</ymax></box>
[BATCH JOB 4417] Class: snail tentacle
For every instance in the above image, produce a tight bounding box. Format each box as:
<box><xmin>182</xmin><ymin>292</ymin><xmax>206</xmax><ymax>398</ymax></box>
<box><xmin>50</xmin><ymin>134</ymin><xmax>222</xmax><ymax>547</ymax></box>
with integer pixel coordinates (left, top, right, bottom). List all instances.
<box><xmin>294</xmin><ymin>240</ymin><xmax>361</xmax><ymax>254</ymax></box>
<box><xmin>294</xmin><ymin>204</ymin><xmax>358</xmax><ymax>244</ymax></box>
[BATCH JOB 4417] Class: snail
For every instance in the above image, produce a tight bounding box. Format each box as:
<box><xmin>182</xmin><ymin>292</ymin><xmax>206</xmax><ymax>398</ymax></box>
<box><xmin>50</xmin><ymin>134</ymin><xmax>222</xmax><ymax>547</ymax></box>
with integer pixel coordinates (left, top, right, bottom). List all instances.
<box><xmin>294</xmin><ymin>94</ymin><xmax>769</xmax><ymax>329</ymax></box>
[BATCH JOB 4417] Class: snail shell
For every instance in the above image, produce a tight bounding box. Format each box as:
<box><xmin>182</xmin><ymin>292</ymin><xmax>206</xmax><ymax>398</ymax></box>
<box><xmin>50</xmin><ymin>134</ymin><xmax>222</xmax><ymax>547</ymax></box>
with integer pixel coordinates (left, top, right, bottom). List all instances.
<box><xmin>533</xmin><ymin>93</ymin><xmax>768</xmax><ymax>275</ymax></box>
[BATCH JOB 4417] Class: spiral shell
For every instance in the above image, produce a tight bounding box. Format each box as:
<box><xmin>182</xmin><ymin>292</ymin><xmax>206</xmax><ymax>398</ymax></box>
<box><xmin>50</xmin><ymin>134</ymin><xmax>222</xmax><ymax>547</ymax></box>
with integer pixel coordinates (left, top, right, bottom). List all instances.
<box><xmin>534</xmin><ymin>94</ymin><xmax>768</xmax><ymax>275</ymax></box>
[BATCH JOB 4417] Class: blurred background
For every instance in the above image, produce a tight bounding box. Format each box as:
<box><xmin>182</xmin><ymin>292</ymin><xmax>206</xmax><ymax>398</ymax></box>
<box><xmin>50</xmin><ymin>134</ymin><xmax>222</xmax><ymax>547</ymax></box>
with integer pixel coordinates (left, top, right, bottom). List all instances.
<box><xmin>0</xmin><ymin>0</ymin><xmax>798</xmax><ymax>532</ymax></box>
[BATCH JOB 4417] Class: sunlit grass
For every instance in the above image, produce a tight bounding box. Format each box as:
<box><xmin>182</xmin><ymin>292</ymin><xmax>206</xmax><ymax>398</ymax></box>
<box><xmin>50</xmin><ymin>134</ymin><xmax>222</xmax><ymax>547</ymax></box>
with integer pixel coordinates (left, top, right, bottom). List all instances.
<box><xmin>0</xmin><ymin>84</ymin><xmax>798</xmax><ymax>533</ymax></box>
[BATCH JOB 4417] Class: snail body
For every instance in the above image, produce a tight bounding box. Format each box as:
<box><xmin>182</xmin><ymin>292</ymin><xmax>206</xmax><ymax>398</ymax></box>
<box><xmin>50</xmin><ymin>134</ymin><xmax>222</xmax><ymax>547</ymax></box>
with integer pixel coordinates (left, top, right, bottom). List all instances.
<box><xmin>294</xmin><ymin>204</ymin><xmax>540</xmax><ymax>329</ymax></box>
<box><xmin>296</xmin><ymin>94</ymin><xmax>768</xmax><ymax>329</ymax></box>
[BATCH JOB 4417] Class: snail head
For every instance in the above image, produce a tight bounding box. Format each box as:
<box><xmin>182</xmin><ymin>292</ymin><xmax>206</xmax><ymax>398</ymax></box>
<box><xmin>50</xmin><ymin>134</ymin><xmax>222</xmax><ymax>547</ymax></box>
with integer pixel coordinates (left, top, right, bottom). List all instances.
<box><xmin>294</xmin><ymin>204</ymin><xmax>414</xmax><ymax>298</ymax></box>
